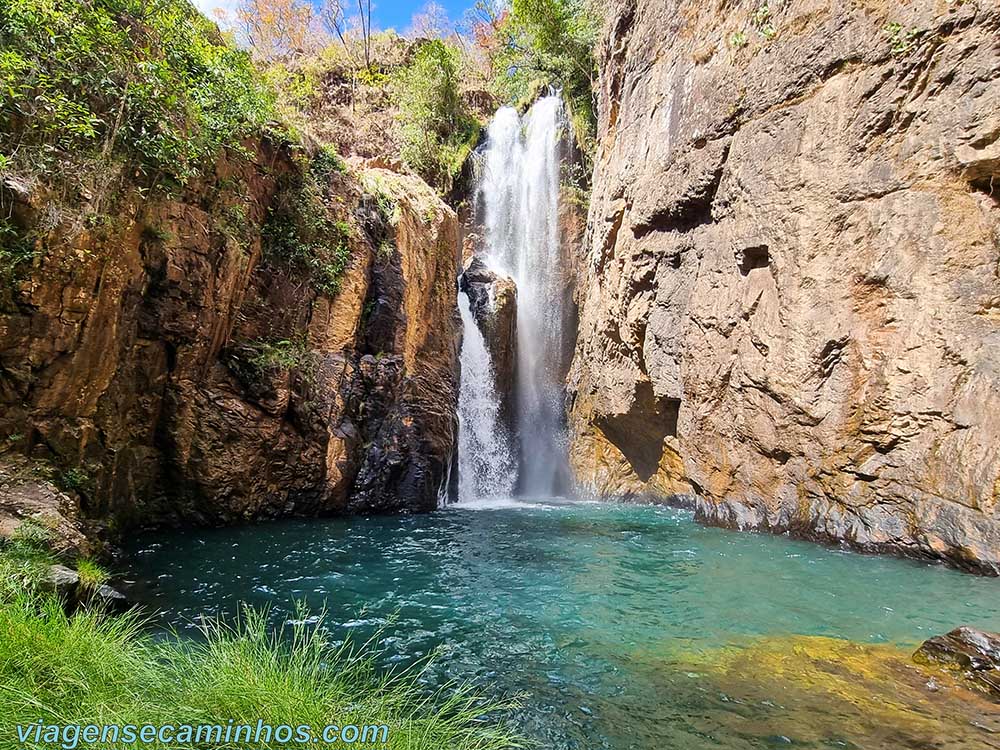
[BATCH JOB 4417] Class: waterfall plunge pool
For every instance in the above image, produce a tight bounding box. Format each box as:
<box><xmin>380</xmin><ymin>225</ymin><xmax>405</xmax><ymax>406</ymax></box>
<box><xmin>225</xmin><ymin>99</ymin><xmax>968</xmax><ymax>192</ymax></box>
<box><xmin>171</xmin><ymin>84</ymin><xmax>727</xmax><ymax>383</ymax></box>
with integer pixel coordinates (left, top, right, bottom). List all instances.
<box><xmin>125</xmin><ymin>499</ymin><xmax>1000</xmax><ymax>750</ymax></box>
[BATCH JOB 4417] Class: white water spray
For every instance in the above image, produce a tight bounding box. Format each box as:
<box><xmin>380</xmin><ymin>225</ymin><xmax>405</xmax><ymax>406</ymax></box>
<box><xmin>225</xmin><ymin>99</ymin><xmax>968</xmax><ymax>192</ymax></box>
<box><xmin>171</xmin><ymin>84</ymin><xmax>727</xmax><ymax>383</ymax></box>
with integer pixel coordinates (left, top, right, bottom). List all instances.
<box><xmin>474</xmin><ymin>95</ymin><xmax>570</xmax><ymax>497</ymax></box>
<box><xmin>457</xmin><ymin>291</ymin><xmax>516</xmax><ymax>502</ymax></box>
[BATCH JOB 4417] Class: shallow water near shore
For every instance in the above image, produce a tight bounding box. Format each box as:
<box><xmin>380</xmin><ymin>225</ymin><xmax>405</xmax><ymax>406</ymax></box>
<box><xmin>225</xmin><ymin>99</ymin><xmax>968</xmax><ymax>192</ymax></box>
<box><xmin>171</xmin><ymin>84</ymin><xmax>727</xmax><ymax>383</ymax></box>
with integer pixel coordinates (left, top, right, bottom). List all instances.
<box><xmin>125</xmin><ymin>500</ymin><xmax>1000</xmax><ymax>749</ymax></box>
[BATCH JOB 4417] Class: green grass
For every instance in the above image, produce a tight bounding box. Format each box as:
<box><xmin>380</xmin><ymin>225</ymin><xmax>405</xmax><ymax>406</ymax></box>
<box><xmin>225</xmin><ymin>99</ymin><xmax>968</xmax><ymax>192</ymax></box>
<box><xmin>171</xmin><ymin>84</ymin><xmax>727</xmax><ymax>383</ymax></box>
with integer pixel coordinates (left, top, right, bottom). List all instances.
<box><xmin>0</xmin><ymin>521</ymin><xmax>57</xmax><ymax>601</ymax></box>
<box><xmin>75</xmin><ymin>558</ymin><xmax>110</xmax><ymax>590</ymax></box>
<box><xmin>0</xmin><ymin>548</ymin><xmax>524</xmax><ymax>749</ymax></box>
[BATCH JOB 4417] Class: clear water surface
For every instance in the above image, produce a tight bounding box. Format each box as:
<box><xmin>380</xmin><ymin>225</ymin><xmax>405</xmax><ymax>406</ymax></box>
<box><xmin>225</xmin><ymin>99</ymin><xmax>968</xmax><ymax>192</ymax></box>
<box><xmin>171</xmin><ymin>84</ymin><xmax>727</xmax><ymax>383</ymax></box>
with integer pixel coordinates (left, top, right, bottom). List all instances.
<box><xmin>125</xmin><ymin>499</ymin><xmax>1000</xmax><ymax>749</ymax></box>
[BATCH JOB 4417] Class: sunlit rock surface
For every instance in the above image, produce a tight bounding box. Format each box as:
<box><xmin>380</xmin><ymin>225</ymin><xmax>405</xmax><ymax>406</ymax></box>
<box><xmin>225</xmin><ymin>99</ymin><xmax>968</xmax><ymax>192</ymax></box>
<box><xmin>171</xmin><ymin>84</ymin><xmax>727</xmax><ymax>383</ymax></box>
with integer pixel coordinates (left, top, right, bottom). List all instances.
<box><xmin>568</xmin><ymin>0</ymin><xmax>1000</xmax><ymax>571</ymax></box>
<box><xmin>915</xmin><ymin>626</ymin><xmax>1000</xmax><ymax>699</ymax></box>
<box><xmin>460</xmin><ymin>255</ymin><xmax>518</xmax><ymax>428</ymax></box>
<box><xmin>0</xmin><ymin>148</ymin><xmax>459</xmax><ymax>526</ymax></box>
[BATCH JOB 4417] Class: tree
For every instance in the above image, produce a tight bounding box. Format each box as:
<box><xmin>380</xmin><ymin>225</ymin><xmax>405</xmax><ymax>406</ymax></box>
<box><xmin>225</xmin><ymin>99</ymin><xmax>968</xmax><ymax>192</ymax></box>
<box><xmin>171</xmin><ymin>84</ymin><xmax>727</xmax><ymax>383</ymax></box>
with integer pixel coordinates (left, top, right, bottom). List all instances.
<box><xmin>393</xmin><ymin>40</ymin><xmax>477</xmax><ymax>190</ymax></box>
<box><xmin>468</xmin><ymin>0</ymin><xmax>599</xmax><ymax>150</ymax></box>
<box><xmin>467</xmin><ymin>1</ymin><xmax>508</xmax><ymax>54</ymax></box>
<box><xmin>236</xmin><ymin>0</ymin><xmax>321</xmax><ymax>62</ymax></box>
<box><xmin>408</xmin><ymin>2</ymin><xmax>451</xmax><ymax>40</ymax></box>
<box><xmin>320</xmin><ymin>0</ymin><xmax>374</xmax><ymax>71</ymax></box>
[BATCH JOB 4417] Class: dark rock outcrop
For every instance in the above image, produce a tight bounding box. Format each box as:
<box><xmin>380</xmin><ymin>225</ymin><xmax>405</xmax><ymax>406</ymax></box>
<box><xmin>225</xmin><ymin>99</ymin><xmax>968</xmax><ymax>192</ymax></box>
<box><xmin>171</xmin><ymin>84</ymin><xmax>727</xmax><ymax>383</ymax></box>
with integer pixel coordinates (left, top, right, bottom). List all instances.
<box><xmin>460</xmin><ymin>256</ymin><xmax>518</xmax><ymax>420</ymax></box>
<box><xmin>914</xmin><ymin>627</ymin><xmax>1000</xmax><ymax>699</ymax></box>
<box><xmin>44</xmin><ymin>563</ymin><xmax>129</xmax><ymax>613</ymax></box>
<box><xmin>0</xmin><ymin>146</ymin><xmax>460</xmax><ymax>529</ymax></box>
<box><xmin>0</xmin><ymin>455</ymin><xmax>89</xmax><ymax>556</ymax></box>
<box><xmin>568</xmin><ymin>0</ymin><xmax>1000</xmax><ymax>571</ymax></box>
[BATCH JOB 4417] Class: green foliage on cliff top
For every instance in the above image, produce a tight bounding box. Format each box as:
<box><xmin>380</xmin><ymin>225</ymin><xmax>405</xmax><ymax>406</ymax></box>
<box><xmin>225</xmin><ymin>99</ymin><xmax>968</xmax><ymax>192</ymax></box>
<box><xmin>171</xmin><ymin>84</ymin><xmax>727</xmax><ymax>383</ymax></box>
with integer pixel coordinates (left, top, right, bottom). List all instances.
<box><xmin>263</xmin><ymin>148</ymin><xmax>353</xmax><ymax>296</ymax></box>
<box><xmin>488</xmin><ymin>0</ymin><xmax>600</xmax><ymax>153</ymax></box>
<box><xmin>0</xmin><ymin>539</ymin><xmax>524</xmax><ymax>750</ymax></box>
<box><xmin>394</xmin><ymin>40</ymin><xmax>480</xmax><ymax>193</ymax></box>
<box><xmin>0</xmin><ymin>0</ymin><xmax>274</xmax><ymax>186</ymax></box>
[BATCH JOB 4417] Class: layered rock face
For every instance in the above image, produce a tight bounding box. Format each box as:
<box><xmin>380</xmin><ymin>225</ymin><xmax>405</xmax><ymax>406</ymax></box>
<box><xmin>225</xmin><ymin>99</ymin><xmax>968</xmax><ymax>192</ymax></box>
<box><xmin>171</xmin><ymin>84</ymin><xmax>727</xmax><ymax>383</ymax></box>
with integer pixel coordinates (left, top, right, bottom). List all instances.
<box><xmin>0</xmin><ymin>148</ymin><xmax>459</xmax><ymax>528</ymax></box>
<box><xmin>569</xmin><ymin>0</ymin><xmax>1000</xmax><ymax>571</ymax></box>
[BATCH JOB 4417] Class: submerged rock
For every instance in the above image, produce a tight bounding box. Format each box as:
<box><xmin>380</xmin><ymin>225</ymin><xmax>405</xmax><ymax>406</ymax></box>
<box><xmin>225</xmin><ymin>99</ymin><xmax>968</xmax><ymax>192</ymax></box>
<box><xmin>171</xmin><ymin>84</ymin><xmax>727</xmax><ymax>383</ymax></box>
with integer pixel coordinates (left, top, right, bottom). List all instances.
<box><xmin>460</xmin><ymin>256</ymin><xmax>517</xmax><ymax>428</ymax></box>
<box><xmin>669</xmin><ymin>634</ymin><xmax>1000</xmax><ymax>747</ymax></box>
<box><xmin>914</xmin><ymin>627</ymin><xmax>1000</xmax><ymax>699</ymax></box>
<box><xmin>89</xmin><ymin>582</ymin><xmax>129</xmax><ymax>613</ymax></box>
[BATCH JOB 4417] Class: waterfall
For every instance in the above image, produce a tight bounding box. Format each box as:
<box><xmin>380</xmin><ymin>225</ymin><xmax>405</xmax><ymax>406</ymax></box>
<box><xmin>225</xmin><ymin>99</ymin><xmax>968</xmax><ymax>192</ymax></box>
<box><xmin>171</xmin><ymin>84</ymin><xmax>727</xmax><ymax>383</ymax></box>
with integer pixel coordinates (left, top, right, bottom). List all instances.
<box><xmin>457</xmin><ymin>290</ymin><xmax>517</xmax><ymax>502</ymax></box>
<box><xmin>460</xmin><ymin>94</ymin><xmax>570</xmax><ymax>499</ymax></box>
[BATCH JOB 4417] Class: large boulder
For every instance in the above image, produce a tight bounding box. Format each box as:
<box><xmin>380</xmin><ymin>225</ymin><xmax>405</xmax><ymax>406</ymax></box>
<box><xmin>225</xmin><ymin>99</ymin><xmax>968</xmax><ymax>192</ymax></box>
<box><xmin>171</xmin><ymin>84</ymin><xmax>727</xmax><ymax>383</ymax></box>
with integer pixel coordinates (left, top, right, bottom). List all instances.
<box><xmin>0</xmin><ymin>455</ymin><xmax>89</xmax><ymax>557</ymax></box>
<box><xmin>460</xmin><ymin>256</ymin><xmax>518</xmax><ymax>427</ymax></box>
<box><xmin>914</xmin><ymin>627</ymin><xmax>1000</xmax><ymax>698</ymax></box>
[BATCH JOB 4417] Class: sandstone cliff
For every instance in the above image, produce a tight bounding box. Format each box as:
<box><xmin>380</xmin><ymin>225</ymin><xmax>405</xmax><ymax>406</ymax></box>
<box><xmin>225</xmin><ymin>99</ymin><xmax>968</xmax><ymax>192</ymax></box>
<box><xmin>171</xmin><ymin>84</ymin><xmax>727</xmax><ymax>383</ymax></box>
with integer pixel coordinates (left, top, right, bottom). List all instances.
<box><xmin>0</xmin><ymin>144</ymin><xmax>459</xmax><ymax>530</ymax></box>
<box><xmin>569</xmin><ymin>0</ymin><xmax>1000</xmax><ymax>572</ymax></box>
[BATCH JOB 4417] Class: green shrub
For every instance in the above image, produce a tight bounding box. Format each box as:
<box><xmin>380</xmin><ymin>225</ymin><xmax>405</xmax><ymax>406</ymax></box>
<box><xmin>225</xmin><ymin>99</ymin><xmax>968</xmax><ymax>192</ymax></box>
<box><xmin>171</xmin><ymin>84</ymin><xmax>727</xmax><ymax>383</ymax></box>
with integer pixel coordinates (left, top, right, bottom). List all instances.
<box><xmin>0</xmin><ymin>0</ymin><xmax>275</xmax><ymax>186</ymax></box>
<box><xmin>57</xmin><ymin>467</ymin><xmax>91</xmax><ymax>495</ymax></box>
<box><xmin>263</xmin><ymin>152</ymin><xmax>353</xmax><ymax>295</ymax></box>
<box><xmin>240</xmin><ymin>338</ymin><xmax>313</xmax><ymax>375</ymax></box>
<box><xmin>393</xmin><ymin>40</ymin><xmax>479</xmax><ymax>192</ymax></box>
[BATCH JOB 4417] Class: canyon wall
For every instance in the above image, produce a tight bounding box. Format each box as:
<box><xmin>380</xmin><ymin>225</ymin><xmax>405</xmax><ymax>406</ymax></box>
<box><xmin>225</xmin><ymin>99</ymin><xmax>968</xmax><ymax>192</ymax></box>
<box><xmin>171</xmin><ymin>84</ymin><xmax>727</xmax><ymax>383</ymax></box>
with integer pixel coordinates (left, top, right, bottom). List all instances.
<box><xmin>568</xmin><ymin>0</ymin><xmax>1000</xmax><ymax>571</ymax></box>
<box><xmin>0</xmin><ymin>145</ymin><xmax>459</xmax><ymax>529</ymax></box>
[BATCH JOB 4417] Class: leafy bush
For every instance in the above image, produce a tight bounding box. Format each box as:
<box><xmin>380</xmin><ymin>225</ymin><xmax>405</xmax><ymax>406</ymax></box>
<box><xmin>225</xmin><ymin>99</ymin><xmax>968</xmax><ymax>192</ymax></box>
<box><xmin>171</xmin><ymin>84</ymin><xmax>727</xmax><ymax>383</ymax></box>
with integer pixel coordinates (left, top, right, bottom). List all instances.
<box><xmin>233</xmin><ymin>337</ymin><xmax>314</xmax><ymax>378</ymax></box>
<box><xmin>263</xmin><ymin>152</ymin><xmax>352</xmax><ymax>295</ymax></box>
<box><xmin>393</xmin><ymin>40</ymin><xmax>480</xmax><ymax>191</ymax></box>
<box><xmin>57</xmin><ymin>467</ymin><xmax>91</xmax><ymax>495</ymax></box>
<box><xmin>486</xmin><ymin>0</ymin><xmax>599</xmax><ymax>153</ymax></box>
<box><xmin>0</xmin><ymin>0</ymin><xmax>275</xmax><ymax>186</ymax></box>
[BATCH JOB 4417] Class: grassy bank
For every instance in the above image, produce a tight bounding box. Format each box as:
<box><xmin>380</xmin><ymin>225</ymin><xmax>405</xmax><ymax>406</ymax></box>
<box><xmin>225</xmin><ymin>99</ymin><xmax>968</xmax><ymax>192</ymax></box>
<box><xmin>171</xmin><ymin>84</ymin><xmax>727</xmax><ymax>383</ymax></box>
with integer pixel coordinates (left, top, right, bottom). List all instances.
<box><xmin>0</xmin><ymin>530</ymin><xmax>522</xmax><ymax>750</ymax></box>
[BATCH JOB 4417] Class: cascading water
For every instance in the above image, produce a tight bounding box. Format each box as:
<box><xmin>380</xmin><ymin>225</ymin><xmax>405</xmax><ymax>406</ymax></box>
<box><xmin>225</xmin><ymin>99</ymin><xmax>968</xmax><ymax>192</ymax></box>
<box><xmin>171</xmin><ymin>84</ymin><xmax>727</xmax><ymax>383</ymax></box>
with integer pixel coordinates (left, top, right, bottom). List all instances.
<box><xmin>457</xmin><ymin>291</ymin><xmax>516</xmax><ymax>502</ymax></box>
<box><xmin>457</xmin><ymin>94</ymin><xmax>571</xmax><ymax>501</ymax></box>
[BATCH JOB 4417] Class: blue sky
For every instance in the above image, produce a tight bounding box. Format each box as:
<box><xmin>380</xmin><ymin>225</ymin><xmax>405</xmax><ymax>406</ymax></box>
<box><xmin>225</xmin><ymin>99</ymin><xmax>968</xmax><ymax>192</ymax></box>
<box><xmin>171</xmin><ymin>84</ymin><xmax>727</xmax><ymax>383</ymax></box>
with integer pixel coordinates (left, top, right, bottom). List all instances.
<box><xmin>369</xmin><ymin>0</ymin><xmax>473</xmax><ymax>32</ymax></box>
<box><xmin>193</xmin><ymin>0</ymin><xmax>475</xmax><ymax>35</ymax></box>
